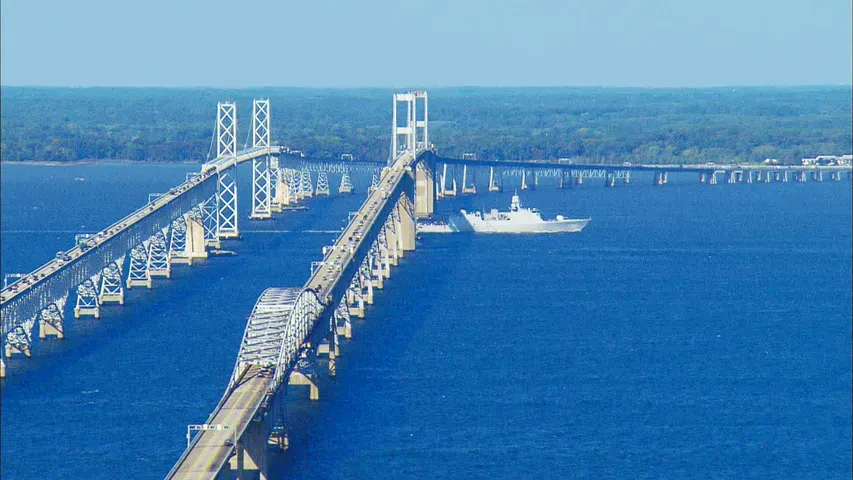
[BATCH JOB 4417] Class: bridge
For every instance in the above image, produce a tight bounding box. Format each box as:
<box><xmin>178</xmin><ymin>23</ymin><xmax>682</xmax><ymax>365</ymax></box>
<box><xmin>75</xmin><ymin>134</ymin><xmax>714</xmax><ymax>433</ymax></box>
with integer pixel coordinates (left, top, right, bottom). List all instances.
<box><xmin>1</xmin><ymin>89</ymin><xmax>850</xmax><ymax>477</ymax></box>
<box><xmin>428</xmin><ymin>156</ymin><xmax>852</xmax><ymax>193</ymax></box>
<box><xmin>0</xmin><ymin>98</ymin><xmax>390</xmax><ymax>378</ymax></box>
<box><xmin>165</xmin><ymin>99</ymin><xmax>427</xmax><ymax>478</ymax></box>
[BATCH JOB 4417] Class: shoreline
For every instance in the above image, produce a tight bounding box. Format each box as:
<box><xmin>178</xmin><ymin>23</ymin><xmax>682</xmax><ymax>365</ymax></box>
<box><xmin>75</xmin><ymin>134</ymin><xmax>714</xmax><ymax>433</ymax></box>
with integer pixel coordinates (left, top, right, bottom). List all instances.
<box><xmin>0</xmin><ymin>159</ymin><xmax>203</xmax><ymax>167</ymax></box>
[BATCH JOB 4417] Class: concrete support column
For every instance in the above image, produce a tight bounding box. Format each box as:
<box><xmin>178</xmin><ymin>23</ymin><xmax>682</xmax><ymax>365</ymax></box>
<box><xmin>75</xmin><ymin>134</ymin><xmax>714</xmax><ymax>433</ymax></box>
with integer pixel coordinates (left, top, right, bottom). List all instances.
<box><xmin>241</xmin><ymin>415</ymin><xmax>270</xmax><ymax>480</ymax></box>
<box><xmin>386</xmin><ymin>230</ymin><xmax>399</xmax><ymax>266</ymax></box>
<box><xmin>415</xmin><ymin>160</ymin><xmax>435</xmax><ymax>218</ymax></box>
<box><xmin>289</xmin><ymin>370</ymin><xmax>319</xmax><ymax>401</ymax></box>
<box><xmin>398</xmin><ymin>194</ymin><xmax>416</xmax><ymax>251</ymax></box>
<box><xmin>185</xmin><ymin>213</ymin><xmax>207</xmax><ymax>261</ymax></box>
<box><xmin>489</xmin><ymin>167</ymin><xmax>502</xmax><ymax>192</ymax></box>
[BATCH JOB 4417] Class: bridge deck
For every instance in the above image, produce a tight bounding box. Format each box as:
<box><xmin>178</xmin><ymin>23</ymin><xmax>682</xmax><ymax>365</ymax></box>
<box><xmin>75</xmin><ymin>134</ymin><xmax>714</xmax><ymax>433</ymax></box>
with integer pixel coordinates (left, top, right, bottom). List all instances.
<box><xmin>307</xmin><ymin>150</ymin><xmax>414</xmax><ymax>300</ymax></box>
<box><xmin>435</xmin><ymin>156</ymin><xmax>853</xmax><ymax>172</ymax></box>
<box><xmin>166</xmin><ymin>149</ymin><xmax>419</xmax><ymax>478</ymax></box>
<box><xmin>169</xmin><ymin>365</ymin><xmax>270</xmax><ymax>479</ymax></box>
<box><xmin>1</xmin><ymin>146</ymin><xmax>283</xmax><ymax>338</ymax></box>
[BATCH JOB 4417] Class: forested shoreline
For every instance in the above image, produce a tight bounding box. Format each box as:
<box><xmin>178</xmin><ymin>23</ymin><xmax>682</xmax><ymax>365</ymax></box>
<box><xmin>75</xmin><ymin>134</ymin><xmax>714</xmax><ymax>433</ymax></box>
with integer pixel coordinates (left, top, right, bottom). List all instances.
<box><xmin>1</xmin><ymin>86</ymin><xmax>850</xmax><ymax>165</ymax></box>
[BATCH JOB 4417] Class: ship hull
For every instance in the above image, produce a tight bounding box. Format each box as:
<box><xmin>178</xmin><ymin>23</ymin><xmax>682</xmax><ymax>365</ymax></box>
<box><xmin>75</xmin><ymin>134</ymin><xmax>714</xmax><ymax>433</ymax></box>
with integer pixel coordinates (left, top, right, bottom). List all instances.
<box><xmin>450</xmin><ymin>215</ymin><xmax>589</xmax><ymax>233</ymax></box>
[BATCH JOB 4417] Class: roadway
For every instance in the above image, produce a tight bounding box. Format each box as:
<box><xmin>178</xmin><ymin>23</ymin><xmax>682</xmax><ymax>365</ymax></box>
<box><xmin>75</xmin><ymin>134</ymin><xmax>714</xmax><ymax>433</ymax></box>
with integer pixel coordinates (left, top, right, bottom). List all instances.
<box><xmin>1</xmin><ymin>146</ymin><xmax>283</xmax><ymax>319</ymax></box>
<box><xmin>168</xmin><ymin>365</ymin><xmax>271</xmax><ymax>479</ymax></box>
<box><xmin>0</xmin><ymin>169</ymin><xmax>216</xmax><ymax>306</ymax></box>
<box><xmin>165</xmin><ymin>148</ymin><xmax>418</xmax><ymax>478</ymax></box>
<box><xmin>306</xmin><ymin>149</ymin><xmax>414</xmax><ymax>301</ymax></box>
<box><xmin>434</xmin><ymin>156</ymin><xmax>853</xmax><ymax>173</ymax></box>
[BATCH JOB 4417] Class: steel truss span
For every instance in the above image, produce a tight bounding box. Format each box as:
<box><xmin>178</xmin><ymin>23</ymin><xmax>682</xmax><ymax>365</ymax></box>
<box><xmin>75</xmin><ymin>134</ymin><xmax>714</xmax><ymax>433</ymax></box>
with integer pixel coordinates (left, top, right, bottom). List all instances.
<box><xmin>1</xmin><ymin>98</ymin><xmax>292</xmax><ymax>378</ymax></box>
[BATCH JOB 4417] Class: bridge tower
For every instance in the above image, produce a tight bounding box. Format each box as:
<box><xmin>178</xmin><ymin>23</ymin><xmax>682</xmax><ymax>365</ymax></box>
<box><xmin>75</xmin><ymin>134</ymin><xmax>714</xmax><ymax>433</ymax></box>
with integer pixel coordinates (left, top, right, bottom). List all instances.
<box><xmin>393</xmin><ymin>91</ymin><xmax>434</xmax><ymax>217</ymax></box>
<box><xmin>217</xmin><ymin>102</ymin><xmax>240</xmax><ymax>238</ymax></box>
<box><xmin>250</xmin><ymin>99</ymin><xmax>272</xmax><ymax>220</ymax></box>
<box><xmin>391</xmin><ymin>93</ymin><xmax>416</xmax><ymax>161</ymax></box>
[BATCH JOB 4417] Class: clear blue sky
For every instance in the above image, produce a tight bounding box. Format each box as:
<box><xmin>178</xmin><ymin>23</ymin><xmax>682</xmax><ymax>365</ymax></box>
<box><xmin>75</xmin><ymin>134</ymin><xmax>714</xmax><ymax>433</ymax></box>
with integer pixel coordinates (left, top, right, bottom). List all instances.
<box><xmin>1</xmin><ymin>0</ymin><xmax>851</xmax><ymax>87</ymax></box>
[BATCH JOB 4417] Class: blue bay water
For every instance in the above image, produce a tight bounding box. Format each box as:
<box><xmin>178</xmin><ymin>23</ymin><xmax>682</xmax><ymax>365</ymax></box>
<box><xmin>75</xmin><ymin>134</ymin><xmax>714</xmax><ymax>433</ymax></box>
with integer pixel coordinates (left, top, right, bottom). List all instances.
<box><xmin>1</xmin><ymin>163</ymin><xmax>850</xmax><ymax>479</ymax></box>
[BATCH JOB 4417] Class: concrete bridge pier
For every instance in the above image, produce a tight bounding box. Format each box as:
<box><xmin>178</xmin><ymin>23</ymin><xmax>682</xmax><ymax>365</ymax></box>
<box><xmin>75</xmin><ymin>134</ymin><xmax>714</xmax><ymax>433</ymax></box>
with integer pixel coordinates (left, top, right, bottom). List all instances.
<box><xmin>318</xmin><ymin>321</ymin><xmax>339</xmax><ymax>376</ymax></box>
<box><xmin>797</xmin><ymin>171</ymin><xmax>807</xmax><ymax>182</ymax></box>
<box><xmin>699</xmin><ymin>172</ymin><xmax>706</xmax><ymax>183</ymax></box>
<box><xmin>289</xmin><ymin>369</ymin><xmax>319</xmax><ymax>401</ymax></box>
<box><xmin>415</xmin><ymin>160</ymin><xmax>435</xmax><ymax>218</ymax></box>
<box><xmin>386</xmin><ymin>229</ymin><xmax>400</xmax><ymax>266</ymax></box>
<box><xmin>623</xmin><ymin>171</ymin><xmax>630</xmax><ymax>184</ymax></box>
<box><xmin>745</xmin><ymin>171</ymin><xmax>753</xmax><ymax>183</ymax></box>
<box><xmin>521</xmin><ymin>170</ymin><xmax>529</xmax><ymax>190</ymax></box>
<box><xmin>397</xmin><ymin>194</ymin><xmax>416</xmax><ymax>252</ymax></box>
<box><xmin>830</xmin><ymin>171</ymin><xmax>840</xmax><ymax>181</ymax></box>
<box><xmin>763</xmin><ymin>171</ymin><xmax>771</xmax><ymax>183</ymax></box>
<box><xmin>185</xmin><ymin>212</ymin><xmax>208</xmax><ymax>262</ymax></box>
<box><xmin>337</xmin><ymin>306</ymin><xmax>353</xmax><ymax>340</ymax></box>
<box><xmin>708</xmin><ymin>171</ymin><xmax>718</xmax><ymax>184</ymax></box>
<box><xmin>225</xmin><ymin>419</ymin><xmax>270</xmax><ymax>480</ymax></box>
<box><xmin>489</xmin><ymin>167</ymin><xmax>502</xmax><ymax>192</ymax></box>
<box><xmin>370</xmin><ymin>261</ymin><xmax>385</xmax><ymax>289</ymax></box>
<box><xmin>347</xmin><ymin>284</ymin><xmax>366</xmax><ymax>318</ymax></box>
<box><xmin>361</xmin><ymin>272</ymin><xmax>375</xmax><ymax>304</ymax></box>
<box><xmin>726</xmin><ymin>171</ymin><xmax>736</xmax><ymax>184</ymax></box>
<box><xmin>574</xmin><ymin>174</ymin><xmax>583</xmax><ymax>185</ymax></box>
<box><xmin>654</xmin><ymin>172</ymin><xmax>668</xmax><ymax>185</ymax></box>
<box><xmin>606</xmin><ymin>172</ymin><xmax>616</xmax><ymax>187</ymax></box>
<box><xmin>274</xmin><ymin>171</ymin><xmax>290</xmax><ymax>208</ymax></box>
<box><xmin>558</xmin><ymin>170</ymin><xmax>565</xmax><ymax>188</ymax></box>
<box><xmin>461</xmin><ymin>165</ymin><xmax>477</xmax><ymax>194</ymax></box>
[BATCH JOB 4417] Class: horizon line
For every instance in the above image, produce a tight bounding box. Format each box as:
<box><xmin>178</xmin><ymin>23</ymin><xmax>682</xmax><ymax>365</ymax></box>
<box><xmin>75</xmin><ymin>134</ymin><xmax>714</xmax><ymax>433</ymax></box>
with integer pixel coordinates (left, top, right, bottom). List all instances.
<box><xmin>1</xmin><ymin>83</ymin><xmax>851</xmax><ymax>90</ymax></box>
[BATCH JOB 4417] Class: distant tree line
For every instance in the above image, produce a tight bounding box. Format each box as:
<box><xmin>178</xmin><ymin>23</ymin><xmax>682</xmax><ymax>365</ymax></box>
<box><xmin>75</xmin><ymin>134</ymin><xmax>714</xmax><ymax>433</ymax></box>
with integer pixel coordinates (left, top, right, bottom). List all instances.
<box><xmin>1</xmin><ymin>86</ymin><xmax>850</xmax><ymax>165</ymax></box>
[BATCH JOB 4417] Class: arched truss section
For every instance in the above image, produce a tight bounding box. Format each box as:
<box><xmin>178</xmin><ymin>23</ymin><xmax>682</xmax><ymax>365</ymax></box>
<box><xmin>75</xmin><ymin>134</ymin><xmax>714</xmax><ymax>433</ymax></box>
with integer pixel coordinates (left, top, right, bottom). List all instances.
<box><xmin>274</xmin><ymin>288</ymin><xmax>323</xmax><ymax>388</ymax></box>
<box><xmin>229</xmin><ymin>287</ymin><xmax>324</xmax><ymax>390</ymax></box>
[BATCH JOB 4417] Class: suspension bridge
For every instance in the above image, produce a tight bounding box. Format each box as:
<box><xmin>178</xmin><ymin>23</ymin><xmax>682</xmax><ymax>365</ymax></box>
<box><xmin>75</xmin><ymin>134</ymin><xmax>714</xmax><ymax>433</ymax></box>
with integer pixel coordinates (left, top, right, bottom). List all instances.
<box><xmin>0</xmin><ymin>90</ymin><xmax>849</xmax><ymax>479</ymax></box>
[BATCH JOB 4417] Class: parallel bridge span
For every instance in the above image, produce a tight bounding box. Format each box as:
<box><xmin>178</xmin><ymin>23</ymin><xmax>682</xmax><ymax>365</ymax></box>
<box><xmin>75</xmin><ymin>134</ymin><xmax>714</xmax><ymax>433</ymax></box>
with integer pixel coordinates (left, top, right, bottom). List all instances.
<box><xmin>166</xmin><ymin>147</ymin><xmax>425</xmax><ymax>479</ymax></box>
